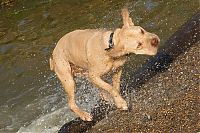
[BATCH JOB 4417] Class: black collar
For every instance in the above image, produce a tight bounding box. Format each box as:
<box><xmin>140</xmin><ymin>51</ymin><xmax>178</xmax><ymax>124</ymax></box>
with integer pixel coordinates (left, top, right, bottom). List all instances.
<box><xmin>105</xmin><ymin>32</ymin><xmax>114</xmax><ymax>51</ymax></box>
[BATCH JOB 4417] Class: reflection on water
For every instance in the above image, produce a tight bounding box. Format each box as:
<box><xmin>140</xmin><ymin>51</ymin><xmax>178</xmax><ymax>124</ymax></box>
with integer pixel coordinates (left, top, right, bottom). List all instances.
<box><xmin>0</xmin><ymin>0</ymin><xmax>199</xmax><ymax>132</ymax></box>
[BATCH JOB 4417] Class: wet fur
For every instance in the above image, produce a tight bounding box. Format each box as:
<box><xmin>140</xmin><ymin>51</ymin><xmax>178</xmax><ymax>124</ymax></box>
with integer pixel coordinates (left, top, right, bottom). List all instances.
<box><xmin>50</xmin><ymin>8</ymin><xmax>160</xmax><ymax>121</ymax></box>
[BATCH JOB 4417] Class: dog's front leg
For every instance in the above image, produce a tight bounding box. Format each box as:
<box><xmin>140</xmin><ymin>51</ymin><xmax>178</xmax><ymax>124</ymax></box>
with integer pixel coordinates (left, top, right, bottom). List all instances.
<box><xmin>112</xmin><ymin>58</ymin><xmax>126</xmax><ymax>93</ymax></box>
<box><xmin>99</xmin><ymin>69</ymin><xmax>122</xmax><ymax>102</ymax></box>
<box><xmin>112</xmin><ymin>68</ymin><xmax>122</xmax><ymax>93</ymax></box>
<box><xmin>89</xmin><ymin>72</ymin><xmax>128</xmax><ymax>110</ymax></box>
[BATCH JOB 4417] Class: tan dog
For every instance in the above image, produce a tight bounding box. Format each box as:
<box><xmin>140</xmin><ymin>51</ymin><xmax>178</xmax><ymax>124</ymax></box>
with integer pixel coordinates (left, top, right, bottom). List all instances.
<box><xmin>50</xmin><ymin>8</ymin><xmax>160</xmax><ymax>121</ymax></box>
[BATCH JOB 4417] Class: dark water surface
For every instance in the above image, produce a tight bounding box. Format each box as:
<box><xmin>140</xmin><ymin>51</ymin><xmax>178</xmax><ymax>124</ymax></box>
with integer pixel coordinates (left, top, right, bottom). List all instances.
<box><xmin>0</xmin><ymin>0</ymin><xmax>199</xmax><ymax>132</ymax></box>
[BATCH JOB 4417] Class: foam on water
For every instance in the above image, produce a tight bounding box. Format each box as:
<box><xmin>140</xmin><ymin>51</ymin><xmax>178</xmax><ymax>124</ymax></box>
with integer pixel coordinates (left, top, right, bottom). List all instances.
<box><xmin>7</xmin><ymin>74</ymin><xmax>99</xmax><ymax>133</ymax></box>
<box><xmin>17</xmin><ymin>106</ymin><xmax>75</xmax><ymax>133</ymax></box>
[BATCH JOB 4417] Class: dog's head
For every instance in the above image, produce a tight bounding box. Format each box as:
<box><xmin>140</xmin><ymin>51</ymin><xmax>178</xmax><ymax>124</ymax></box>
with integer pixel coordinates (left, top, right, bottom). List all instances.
<box><xmin>112</xmin><ymin>8</ymin><xmax>160</xmax><ymax>56</ymax></box>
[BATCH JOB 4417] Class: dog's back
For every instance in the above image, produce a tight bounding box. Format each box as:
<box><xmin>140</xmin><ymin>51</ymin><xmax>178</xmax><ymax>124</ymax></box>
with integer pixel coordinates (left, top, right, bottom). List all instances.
<box><xmin>52</xmin><ymin>29</ymin><xmax>103</xmax><ymax>69</ymax></box>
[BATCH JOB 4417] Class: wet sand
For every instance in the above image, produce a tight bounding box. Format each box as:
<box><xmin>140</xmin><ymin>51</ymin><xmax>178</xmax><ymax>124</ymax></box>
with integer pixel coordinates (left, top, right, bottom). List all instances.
<box><xmin>88</xmin><ymin>42</ymin><xmax>200</xmax><ymax>132</ymax></box>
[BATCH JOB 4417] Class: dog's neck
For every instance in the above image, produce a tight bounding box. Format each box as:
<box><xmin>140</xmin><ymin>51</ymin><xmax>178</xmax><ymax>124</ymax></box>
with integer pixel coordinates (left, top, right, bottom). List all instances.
<box><xmin>104</xmin><ymin>29</ymin><xmax>126</xmax><ymax>58</ymax></box>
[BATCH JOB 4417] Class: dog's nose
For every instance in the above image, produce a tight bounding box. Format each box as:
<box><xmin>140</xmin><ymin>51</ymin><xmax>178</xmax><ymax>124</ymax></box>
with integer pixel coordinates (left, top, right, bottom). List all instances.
<box><xmin>151</xmin><ymin>37</ymin><xmax>159</xmax><ymax>47</ymax></box>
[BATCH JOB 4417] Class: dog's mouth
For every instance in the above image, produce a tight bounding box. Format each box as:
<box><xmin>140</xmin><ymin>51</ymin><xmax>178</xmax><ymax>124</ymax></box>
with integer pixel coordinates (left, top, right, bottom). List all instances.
<box><xmin>149</xmin><ymin>50</ymin><xmax>158</xmax><ymax>55</ymax></box>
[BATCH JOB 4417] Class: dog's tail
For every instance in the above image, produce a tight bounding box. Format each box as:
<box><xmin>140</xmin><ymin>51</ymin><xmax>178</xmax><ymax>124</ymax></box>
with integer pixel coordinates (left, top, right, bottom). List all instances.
<box><xmin>49</xmin><ymin>57</ymin><xmax>54</xmax><ymax>71</ymax></box>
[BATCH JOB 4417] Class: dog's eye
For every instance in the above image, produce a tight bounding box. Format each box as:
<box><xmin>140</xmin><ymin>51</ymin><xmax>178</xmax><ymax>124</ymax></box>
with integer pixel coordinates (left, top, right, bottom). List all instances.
<box><xmin>141</xmin><ymin>29</ymin><xmax>144</xmax><ymax>34</ymax></box>
<box><xmin>137</xmin><ymin>42</ymin><xmax>143</xmax><ymax>49</ymax></box>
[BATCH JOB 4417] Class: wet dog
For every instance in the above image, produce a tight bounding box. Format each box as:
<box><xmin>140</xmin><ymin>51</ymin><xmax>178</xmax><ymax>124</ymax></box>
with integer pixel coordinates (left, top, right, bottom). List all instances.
<box><xmin>50</xmin><ymin>8</ymin><xmax>160</xmax><ymax>121</ymax></box>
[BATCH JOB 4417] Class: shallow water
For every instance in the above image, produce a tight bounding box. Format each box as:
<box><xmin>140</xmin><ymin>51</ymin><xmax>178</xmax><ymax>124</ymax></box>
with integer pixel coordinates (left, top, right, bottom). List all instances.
<box><xmin>0</xmin><ymin>0</ymin><xmax>199</xmax><ymax>132</ymax></box>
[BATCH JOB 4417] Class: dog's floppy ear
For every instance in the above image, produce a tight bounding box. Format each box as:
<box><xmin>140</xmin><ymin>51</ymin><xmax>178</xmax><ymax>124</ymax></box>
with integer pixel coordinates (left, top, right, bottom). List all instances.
<box><xmin>121</xmin><ymin>8</ymin><xmax>134</xmax><ymax>27</ymax></box>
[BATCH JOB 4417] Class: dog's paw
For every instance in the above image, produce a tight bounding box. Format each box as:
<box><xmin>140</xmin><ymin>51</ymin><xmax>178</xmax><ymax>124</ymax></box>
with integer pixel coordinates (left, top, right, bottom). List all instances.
<box><xmin>114</xmin><ymin>97</ymin><xmax>128</xmax><ymax>110</ymax></box>
<box><xmin>79</xmin><ymin>111</ymin><xmax>93</xmax><ymax>121</ymax></box>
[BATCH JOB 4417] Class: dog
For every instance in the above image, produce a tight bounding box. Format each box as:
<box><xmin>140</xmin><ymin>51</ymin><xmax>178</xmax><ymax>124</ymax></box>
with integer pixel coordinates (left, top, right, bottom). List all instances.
<box><xmin>50</xmin><ymin>8</ymin><xmax>160</xmax><ymax>121</ymax></box>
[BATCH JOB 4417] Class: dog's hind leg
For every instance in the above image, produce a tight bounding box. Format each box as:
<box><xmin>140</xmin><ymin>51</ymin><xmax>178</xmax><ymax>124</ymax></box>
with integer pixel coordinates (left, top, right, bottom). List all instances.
<box><xmin>53</xmin><ymin>58</ymin><xmax>92</xmax><ymax>121</ymax></box>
